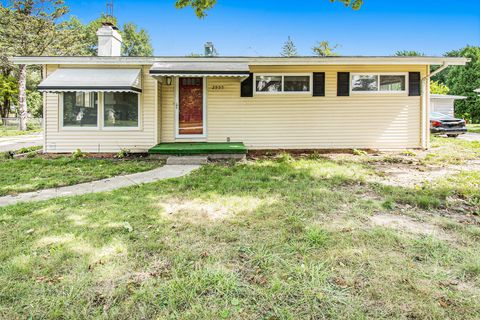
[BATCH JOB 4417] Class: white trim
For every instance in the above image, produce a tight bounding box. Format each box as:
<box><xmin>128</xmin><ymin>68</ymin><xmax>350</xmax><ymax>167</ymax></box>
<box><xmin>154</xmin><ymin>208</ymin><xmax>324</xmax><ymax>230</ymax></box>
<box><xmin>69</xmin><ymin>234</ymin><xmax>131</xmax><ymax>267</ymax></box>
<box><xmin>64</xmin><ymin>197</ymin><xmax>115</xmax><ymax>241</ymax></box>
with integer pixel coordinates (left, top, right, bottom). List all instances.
<box><xmin>59</xmin><ymin>91</ymin><xmax>142</xmax><ymax>131</ymax></box>
<box><xmin>350</xmin><ymin>72</ymin><xmax>408</xmax><ymax>95</ymax></box>
<box><xmin>175</xmin><ymin>76</ymin><xmax>207</xmax><ymax>139</ymax></box>
<box><xmin>10</xmin><ymin>56</ymin><xmax>470</xmax><ymax>66</ymax></box>
<box><xmin>154</xmin><ymin>76</ymin><xmax>159</xmax><ymax>144</ymax></box>
<box><xmin>42</xmin><ymin>65</ymin><xmax>47</xmax><ymax>152</ymax></box>
<box><xmin>253</xmin><ymin>73</ymin><xmax>313</xmax><ymax>95</ymax></box>
<box><xmin>151</xmin><ymin>73</ymin><xmax>247</xmax><ymax>78</ymax></box>
<box><xmin>59</xmin><ymin>92</ymin><xmax>100</xmax><ymax>130</ymax></box>
<box><xmin>430</xmin><ymin>94</ymin><xmax>467</xmax><ymax>100</ymax></box>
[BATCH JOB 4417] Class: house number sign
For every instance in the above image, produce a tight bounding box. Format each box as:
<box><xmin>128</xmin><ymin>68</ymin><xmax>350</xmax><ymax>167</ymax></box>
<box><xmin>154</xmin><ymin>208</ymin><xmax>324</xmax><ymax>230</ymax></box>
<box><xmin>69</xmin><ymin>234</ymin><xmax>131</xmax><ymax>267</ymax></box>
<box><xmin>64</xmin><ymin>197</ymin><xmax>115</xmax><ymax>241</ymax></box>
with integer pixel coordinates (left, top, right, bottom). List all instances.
<box><xmin>211</xmin><ymin>85</ymin><xmax>224</xmax><ymax>90</ymax></box>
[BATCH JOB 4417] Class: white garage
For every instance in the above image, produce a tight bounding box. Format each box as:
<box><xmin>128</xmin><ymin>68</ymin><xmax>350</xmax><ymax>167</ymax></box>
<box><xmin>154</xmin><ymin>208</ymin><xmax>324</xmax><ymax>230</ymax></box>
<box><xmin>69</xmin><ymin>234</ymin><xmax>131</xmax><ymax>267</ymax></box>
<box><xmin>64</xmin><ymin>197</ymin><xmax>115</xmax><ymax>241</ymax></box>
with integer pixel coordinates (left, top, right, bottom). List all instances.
<box><xmin>430</xmin><ymin>94</ymin><xmax>467</xmax><ymax>117</ymax></box>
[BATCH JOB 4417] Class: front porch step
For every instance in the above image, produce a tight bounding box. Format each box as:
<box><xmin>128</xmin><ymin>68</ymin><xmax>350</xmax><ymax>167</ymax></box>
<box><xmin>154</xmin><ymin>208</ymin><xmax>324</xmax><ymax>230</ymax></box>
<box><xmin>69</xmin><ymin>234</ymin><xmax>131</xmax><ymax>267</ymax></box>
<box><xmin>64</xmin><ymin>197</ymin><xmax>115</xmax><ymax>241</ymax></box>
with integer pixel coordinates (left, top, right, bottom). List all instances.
<box><xmin>148</xmin><ymin>142</ymin><xmax>247</xmax><ymax>156</ymax></box>
<box><xmin>166</xmin><ymin>156</ymin><xmax>208</xmax><ymax>165</ymax></box>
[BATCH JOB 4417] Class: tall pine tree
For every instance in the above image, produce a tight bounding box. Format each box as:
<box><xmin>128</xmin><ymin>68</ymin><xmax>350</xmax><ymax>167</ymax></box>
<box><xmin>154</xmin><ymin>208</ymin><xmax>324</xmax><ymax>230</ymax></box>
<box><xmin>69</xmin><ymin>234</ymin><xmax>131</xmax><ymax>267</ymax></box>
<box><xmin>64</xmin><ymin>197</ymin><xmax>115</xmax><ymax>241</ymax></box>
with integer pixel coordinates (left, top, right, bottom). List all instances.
<box><xmin>281</xmin><ymin>36</ymin><xmax>298</xmax><ymax>57</ymax></box>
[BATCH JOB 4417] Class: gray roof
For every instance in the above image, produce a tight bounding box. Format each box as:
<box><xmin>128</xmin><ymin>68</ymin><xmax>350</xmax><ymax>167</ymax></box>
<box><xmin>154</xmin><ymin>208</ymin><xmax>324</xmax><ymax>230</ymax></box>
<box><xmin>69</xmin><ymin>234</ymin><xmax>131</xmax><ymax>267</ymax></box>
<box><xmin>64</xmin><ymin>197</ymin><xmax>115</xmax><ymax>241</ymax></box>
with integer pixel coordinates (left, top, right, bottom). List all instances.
<box><xmin>38</xmin><ymin>68</ymin><xmax>142</xmax><ymax>93</ymax></box>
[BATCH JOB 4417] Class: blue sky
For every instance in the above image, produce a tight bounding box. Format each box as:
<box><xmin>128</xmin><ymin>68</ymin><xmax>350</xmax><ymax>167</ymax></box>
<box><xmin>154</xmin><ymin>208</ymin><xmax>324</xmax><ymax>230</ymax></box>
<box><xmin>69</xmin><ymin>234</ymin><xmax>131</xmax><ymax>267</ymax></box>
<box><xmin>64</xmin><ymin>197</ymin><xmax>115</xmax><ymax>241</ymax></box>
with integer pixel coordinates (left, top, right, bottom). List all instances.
<box><xmin>67</xmin><ymin>0</ymin><xmax>479</xmax><ymax>56</ymax></box>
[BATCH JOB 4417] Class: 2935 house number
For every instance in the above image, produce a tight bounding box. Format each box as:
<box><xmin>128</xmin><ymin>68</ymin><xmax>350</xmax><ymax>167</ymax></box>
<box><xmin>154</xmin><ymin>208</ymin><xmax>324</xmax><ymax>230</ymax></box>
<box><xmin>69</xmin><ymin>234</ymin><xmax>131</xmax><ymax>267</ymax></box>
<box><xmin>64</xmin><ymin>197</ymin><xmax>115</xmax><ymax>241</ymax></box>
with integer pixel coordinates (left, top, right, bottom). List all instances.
<box><xmin>211</xmin><ymin>85</ymin><xmax>224</xmax><ymax>90</ymax></box>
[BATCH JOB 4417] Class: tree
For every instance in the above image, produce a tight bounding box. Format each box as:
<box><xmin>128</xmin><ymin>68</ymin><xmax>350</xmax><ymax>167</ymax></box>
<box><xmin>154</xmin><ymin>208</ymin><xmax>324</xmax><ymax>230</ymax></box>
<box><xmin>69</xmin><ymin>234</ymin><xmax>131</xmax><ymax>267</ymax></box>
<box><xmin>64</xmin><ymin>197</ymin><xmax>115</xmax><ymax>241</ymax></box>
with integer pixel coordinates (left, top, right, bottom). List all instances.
<box><xmin>430</xmin><ymin>80</ymin><xmax>449</xmax><ymax>95</ymax></box>
<box><xmin>394</xmin><ymin>50</ymin><xmax>425</xmax><ymax>56</ymax></box>
<box><xmin>280</xmin><ymin>36</ymin><xmax>298</xmax><ymax>57</ymax></box>
<box><xmin>312</xmin><ymin>41</ymin><xmax>340</xmax><ymax>57</ymax></box>
<box><xmin>330</xmin><ymin>0</ymin><xmax>363</xmax><ymax>10</ymax></box>
<box><xmin>437</xmin><ymin>46</ymin><xmax>480</xmax><ymax>122</ymax></box>
<box><xmin>122</xmin><ymin>23</ymin><xmax>154</xmax><ymax>56</ymax></box>
<box><xmin>175</xmin><ymin>0</ymin><xmax>363</xmax><ymax>18</ymax></box>
<box><xmin>70</xmin><ymin>15</ymin><xmax>154</xmax><ymax>57</ymax></box>
<box><xmin>0</xmin><ymin>73</ymin><xmax>18</xmax><ymax>118</ymax></box>
<box><xmin>0</xmin><ymin>0</ymin><xmax>71</xmax><ymax>130</ymax></box>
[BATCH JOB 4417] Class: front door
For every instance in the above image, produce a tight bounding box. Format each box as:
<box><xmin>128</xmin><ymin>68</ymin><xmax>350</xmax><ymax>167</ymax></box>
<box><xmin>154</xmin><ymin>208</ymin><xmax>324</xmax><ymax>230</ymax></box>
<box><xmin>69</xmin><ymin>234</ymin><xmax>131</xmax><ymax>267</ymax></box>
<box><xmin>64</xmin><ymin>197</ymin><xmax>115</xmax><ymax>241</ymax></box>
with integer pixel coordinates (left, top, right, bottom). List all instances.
<box><xmin>178</xmin><ymin>77</ymin><xmax>204</xmax><ymax>136</ymax></box>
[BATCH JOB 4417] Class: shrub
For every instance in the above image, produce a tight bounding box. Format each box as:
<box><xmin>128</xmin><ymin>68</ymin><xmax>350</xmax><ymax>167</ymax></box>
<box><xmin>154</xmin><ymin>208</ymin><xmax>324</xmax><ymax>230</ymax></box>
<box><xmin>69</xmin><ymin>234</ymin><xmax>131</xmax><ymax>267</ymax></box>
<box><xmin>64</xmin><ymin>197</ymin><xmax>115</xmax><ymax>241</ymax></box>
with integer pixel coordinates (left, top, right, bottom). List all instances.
<box><xmin>116</xmin><ymin>148</ymin><xmax>131</xmax><ymax>159</ymax></box>
<box><xmin>353</xmin><ymin>149</ymin><xmax>368</xmax><ymax>156</ymax></box>
<box><xmin>307</xmin><ymin>152</ymin><xmax>322</xmax><ymax>160</ymax></box>
<box><xmin>401</xmin><ymin>150</ymin><xmax>417</xmax><ymax>157</ymax></box>
<box><xmin>71</xmin><ymin>149</ymin><xmax>86</xmax><ymax>160</ymax></box>
<box><xmin>16</xmin><ymin>146</ymin><xmax>42</xmax><ymax>154</ymax></box>
<box><xmin>2</xmin><ymin>151</ymin><xmax>14</xmax><ymax>159</ymax></box>
<box><xmin>277</xmin><ymin>152</ymin><xmax>293</xmax><ymax>163</ymax></box>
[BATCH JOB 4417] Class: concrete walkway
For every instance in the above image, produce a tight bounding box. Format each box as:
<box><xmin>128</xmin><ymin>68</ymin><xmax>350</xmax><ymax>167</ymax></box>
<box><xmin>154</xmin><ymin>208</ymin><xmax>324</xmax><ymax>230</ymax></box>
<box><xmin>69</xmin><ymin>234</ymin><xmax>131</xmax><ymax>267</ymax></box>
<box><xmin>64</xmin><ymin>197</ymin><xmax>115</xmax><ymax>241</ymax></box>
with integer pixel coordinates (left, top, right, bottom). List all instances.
<box><xmin>458</xmin><ymin>132</ymin><xmax>480</xmax><ymax>142</ymax></box>
<box><xmin>0</xmin><ymin>133</ymin><xmax>43</xmax><ymax>152</ymax></box>
<box><xmin>0</xmin><ymin>165</ymin><xmax>199</xmax><ymax>207</ymax></box>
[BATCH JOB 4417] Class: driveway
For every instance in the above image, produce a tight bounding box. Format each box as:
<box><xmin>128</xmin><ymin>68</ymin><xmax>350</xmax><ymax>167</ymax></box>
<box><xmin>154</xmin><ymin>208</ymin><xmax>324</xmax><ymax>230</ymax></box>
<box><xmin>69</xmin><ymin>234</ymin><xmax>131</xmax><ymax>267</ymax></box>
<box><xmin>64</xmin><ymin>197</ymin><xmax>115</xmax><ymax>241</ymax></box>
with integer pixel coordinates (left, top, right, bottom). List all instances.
<box><xmin>458</xmin><ymin>132</ymin><xmax>480</xmax><ymax>142</ymax></box>
<box><xmin>0</xmin><ymin>133</ymin><xmax>43</xmax><ymax>152</ymax></box>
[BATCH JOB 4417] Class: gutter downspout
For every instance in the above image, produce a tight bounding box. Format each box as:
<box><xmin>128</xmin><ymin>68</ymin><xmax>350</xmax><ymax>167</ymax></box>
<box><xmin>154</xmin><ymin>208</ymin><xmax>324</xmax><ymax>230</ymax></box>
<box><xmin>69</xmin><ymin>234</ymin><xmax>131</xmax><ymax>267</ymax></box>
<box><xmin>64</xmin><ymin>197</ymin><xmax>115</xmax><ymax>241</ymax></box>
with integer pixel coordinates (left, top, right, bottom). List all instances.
<box><xmin>420</xmin><ymin>62</ymin><xmax>449</xmax><ymax>150</ymax></box>
<box><xmin>42</xmin><ymin>65</ymin><xmax>47</xmax><ymax>153</ymax></box>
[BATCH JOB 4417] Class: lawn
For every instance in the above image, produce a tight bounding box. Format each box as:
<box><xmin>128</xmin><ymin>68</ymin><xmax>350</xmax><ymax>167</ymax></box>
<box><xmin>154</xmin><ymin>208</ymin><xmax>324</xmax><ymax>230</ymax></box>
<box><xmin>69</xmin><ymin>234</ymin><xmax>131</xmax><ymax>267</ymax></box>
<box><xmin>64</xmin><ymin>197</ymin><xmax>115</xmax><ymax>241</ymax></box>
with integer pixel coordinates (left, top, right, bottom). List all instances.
<box><xmin>0</xmin><ymin>156</ymin><xmax>163</xmax><ymax>196</ymax></box>
<box><xmin>418</xmin><ymin>135</ymin><xmax>479</xmax><ymax>165</ymax></box>
<box><xmin>467</xmin><ymin>124</ymin><xmax>480</xmax><ymax>133</ymax></box>
<box><xmin>0</xmin><ymin>128</ymin><xmax>40</xmax><ymax>137</ymax></box>
<box><xmin>0</xmin><ymin>140</ymin><xmax>479</xmax><ymax>319</ymax></box>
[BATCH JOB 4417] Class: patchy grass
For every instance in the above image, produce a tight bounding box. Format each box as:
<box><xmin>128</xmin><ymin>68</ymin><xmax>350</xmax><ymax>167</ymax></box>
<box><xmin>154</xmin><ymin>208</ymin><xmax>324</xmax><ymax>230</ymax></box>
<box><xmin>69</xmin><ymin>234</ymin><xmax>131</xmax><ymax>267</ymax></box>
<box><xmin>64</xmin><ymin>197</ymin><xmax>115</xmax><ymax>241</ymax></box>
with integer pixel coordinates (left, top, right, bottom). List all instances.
<box><xmin>467</xmin><ymin>124</ymin><xmax>480</xmax><ymax>133</ymax></box>
<box><xmin>0</xmin><ymin>128</ymin><xmax>40</xmax><ymax>137</ymax></box>
<box><xmin>0</xmin><ymin>157</ymin><xmax>163</xmax><ymax>196</ymax></box>
<box><xmin>422</xmin><ymin>136</ymin><xmax>480</xmax><ymax>165</ymax></box>
<box><xmin>0</xmin><ymin>156</ymin><xmax>479</xmax><ymax>319</ymax></box>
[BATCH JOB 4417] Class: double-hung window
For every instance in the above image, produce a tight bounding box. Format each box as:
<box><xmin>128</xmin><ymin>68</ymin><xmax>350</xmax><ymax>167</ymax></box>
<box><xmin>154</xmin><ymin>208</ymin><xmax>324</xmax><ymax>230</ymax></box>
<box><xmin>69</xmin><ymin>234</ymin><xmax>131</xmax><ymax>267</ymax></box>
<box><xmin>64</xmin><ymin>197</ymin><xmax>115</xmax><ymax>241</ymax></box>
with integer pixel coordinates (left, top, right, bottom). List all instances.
<box><xmin>61</xmin><ymin>91</ymin><xmax>140</xmax><ymax>129</ymax></box>
<box><xmin>351</xmin><ymin>73</ymin><xmax>407</xmax><ymax>94</ymax></box>
<box><xmin>255</xmin><ymin>74</ymin><xmax>311</xmax><ymax>94</ymax></box>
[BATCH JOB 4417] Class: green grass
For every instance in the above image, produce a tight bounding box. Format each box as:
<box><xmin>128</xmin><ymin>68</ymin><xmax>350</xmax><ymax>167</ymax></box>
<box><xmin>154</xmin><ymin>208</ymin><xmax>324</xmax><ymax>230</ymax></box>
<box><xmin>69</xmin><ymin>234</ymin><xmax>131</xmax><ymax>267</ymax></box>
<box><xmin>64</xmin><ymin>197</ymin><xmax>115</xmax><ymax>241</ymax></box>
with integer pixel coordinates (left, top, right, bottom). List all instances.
<box><xmin>422</xmin><ymin>135</ymin><xmax>480</xmax><ymax>165</ymax></box>
<box><xmin>0</xmin><ymin>155</ymin><xmax>479</xmax><ymax>319</ymax></box>
<box><xmin>467</xmin><ymin>124</ymin><xmax>480</xmax><ymax>133</ymax></box>
<box><xmin>0</xmin><ymin>128</ymin><xmax>40</xmax><ymax>137</ymax></box>
<box><xmin>0</xmin><ymin>157</ymin><xmax>163</xmax><ymax>196</ymax></box>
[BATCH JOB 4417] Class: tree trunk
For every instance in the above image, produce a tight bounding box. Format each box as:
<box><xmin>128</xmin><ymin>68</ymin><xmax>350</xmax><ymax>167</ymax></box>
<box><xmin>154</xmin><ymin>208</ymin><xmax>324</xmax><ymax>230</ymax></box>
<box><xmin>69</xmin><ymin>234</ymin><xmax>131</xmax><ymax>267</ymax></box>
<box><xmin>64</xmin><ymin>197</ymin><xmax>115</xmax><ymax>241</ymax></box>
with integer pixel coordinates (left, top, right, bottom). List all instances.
<box><xmin>18</xmin><ymin>64</ymin><xmax>28</xmax><ymax>131</ymax></box>
<box><xmin>1</xmin><ymin>97</ymin><xmax>9</xmax><ymax>118</ymax></box>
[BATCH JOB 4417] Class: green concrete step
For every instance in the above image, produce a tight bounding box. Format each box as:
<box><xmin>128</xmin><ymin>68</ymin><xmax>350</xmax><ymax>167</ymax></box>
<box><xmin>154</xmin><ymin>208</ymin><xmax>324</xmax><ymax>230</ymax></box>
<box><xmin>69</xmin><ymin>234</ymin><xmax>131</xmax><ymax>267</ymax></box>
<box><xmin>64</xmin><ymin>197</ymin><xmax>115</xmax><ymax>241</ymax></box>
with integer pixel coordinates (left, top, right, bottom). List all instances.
<box><xmin>148</xmin><ymin>142</ymin><xmax>247</xmax><ymax>155</ymax></box>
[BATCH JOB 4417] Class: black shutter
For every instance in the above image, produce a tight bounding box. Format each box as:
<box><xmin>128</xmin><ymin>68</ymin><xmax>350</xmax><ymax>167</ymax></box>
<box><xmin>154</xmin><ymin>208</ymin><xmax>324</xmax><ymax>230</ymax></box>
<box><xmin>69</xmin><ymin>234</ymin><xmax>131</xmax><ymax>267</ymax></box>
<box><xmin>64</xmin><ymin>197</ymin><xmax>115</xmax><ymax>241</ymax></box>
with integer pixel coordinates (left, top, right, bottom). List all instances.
<box><xmin>409</xmin><ymin>72</ymin><xmax>421</xmax><ymax>96</ymax></box>
<box><xmin>337</xmin><ymin>72</ymin><xmax>350</xmax><ymax>96</ymax></box>
<box><xmin>241</xmin><ymin>73</ymin><xmax>254</xmax><ymax>97</ymax></box>
<box><xmin>312</xmin><ymin>72</ymin><xmax>325</xmax><ymax>96</ymax></box>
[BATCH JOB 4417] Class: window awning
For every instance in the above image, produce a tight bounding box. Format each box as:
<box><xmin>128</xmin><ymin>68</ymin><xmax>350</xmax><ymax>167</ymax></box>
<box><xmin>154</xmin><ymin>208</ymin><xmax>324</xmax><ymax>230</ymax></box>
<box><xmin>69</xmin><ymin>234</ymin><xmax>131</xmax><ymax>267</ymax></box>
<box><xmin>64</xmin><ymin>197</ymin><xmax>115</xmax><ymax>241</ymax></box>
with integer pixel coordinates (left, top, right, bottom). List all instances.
<box><xmin>38</xmin><ymin>68</ymin><xmax>142</xmax><ymax>93</ymax></box>
<box><xmin>149</xmin><ymin>62</ymin><xmax>250</xmax><ymax>77</ymax></box>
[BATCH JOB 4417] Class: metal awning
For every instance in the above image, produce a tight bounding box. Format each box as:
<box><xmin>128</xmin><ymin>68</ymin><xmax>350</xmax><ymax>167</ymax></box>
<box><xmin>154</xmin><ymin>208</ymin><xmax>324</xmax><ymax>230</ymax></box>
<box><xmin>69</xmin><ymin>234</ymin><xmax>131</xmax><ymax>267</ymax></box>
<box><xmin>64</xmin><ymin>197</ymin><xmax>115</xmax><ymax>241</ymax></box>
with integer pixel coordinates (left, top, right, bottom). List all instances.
<box><xmin>38</xmin><ymin>68</ymin><xmax>142</xmax><ymax>93</ymax></box>
<box><xmin>149</xmin><ymin>62</ymin><xmax>250</xmax><ymax>77</ymax></box>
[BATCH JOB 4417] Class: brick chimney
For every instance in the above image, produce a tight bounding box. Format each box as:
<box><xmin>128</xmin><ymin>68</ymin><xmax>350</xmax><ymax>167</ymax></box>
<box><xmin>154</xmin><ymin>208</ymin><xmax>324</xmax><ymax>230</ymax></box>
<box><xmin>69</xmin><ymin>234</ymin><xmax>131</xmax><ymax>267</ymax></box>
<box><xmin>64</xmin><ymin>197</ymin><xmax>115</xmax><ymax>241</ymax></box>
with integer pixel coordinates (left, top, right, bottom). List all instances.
<box><xmin>96</xmin><ymin>22</ymin><xmax>123</xmax><ymax>56</ymax></box>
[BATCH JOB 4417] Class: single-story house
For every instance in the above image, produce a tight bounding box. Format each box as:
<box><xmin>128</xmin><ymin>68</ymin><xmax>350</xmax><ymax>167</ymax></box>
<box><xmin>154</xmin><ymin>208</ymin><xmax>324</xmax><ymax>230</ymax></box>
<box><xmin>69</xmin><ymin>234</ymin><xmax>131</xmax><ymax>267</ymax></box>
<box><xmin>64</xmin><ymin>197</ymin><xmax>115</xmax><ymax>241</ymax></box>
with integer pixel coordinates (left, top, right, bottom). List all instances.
<box><xmin>12</xmin><ymin>24</ymin><xmax>469</xmax><ymax>154</ymax></box>
<box><xmin>430</xmin><ymin>94</ymin><xmax>467</xmax><ymax>117</ymax></box>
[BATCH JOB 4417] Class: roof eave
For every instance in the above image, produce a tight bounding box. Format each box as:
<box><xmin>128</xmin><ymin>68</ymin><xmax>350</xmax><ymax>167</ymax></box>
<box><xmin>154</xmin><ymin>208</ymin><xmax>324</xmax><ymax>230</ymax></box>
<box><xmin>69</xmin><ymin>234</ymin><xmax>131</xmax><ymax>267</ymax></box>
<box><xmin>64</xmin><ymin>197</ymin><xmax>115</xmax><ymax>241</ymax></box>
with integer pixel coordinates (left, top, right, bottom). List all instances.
<box><xmin>10</xmin><ymin>56</ymin><xmax>470</xmax><ymax>66</ymax></box>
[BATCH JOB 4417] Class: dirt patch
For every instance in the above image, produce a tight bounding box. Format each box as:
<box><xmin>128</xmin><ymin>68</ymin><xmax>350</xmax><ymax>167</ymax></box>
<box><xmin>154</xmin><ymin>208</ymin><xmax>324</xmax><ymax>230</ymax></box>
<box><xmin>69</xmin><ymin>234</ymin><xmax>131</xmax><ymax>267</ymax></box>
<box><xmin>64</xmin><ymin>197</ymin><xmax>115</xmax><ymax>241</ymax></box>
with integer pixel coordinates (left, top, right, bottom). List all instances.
<box><xmin>161</xmin><ymin>199</ymin><xmax>231</xmax><ymax>220</ymax></box>
<box><xmin>157</xmin><ymin>196</ymin><xmax>275</xmax><ymax>222</ymax></box>
<box><xmin>370</xmin><ymin>160</ymin><xmax>480</xmax><ymax>188</ymax></box>
<box><xmin>370</xmin><ymin>213</ymin><xmax>453</xmax><ymax>241</ymax></box>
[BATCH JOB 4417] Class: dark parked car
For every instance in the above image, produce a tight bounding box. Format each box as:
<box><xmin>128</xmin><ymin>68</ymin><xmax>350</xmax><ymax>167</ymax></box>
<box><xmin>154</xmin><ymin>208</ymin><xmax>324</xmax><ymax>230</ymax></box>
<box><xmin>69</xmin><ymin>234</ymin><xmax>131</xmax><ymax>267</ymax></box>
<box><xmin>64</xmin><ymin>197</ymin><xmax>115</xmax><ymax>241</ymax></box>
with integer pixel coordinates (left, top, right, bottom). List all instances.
<box><xmin>430</xmin><ymin>112</ymin><xmax>467</xmax><ymax>137</ymax></box>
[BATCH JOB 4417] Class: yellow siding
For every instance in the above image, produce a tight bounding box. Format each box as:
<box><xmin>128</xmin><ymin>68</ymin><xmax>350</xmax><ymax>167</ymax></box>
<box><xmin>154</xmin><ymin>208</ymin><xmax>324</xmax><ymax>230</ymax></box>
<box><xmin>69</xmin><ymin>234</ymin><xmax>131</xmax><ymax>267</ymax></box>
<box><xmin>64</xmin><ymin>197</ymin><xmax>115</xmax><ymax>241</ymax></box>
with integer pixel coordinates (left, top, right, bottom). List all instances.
<box><xmin>44</xmin><ymin>64</ymin><xmax>157</xmax><ymax>153</ymax></box>
<box><xmin>160</xmin><ymin>78</ymin><xmax>175</xmax><ymax>142</ymax></box>
<box><xmin>160</xmin><ymin>65</ymin><xmax>426</xmax><ymax>149</ymax></box>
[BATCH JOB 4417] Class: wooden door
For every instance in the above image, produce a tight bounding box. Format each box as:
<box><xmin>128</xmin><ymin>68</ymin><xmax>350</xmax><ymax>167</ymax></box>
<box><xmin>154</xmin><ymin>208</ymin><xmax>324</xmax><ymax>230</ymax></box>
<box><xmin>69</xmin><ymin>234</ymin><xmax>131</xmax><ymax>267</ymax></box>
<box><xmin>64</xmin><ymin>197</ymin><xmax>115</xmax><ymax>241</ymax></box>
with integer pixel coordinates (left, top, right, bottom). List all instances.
<box><xmin>178</xmin><ymin>77</ymin><xmax>203</xmax><ymax>135</ymax></box>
